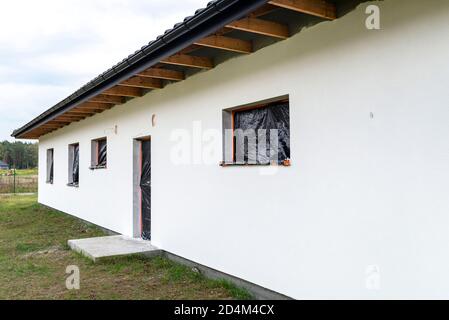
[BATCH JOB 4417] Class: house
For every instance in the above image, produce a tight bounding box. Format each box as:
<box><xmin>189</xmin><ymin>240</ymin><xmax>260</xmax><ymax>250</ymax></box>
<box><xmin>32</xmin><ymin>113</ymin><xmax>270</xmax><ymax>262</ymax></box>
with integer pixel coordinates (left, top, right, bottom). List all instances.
<box><xmin>11</xmin><ymin>0</ymin><xmax>449</xmax><ymax>299</ymax></box>
<box><xmin>0</xmin><ymin>161</ymin><xmax>9</xmax><ymax>170</ymax></box>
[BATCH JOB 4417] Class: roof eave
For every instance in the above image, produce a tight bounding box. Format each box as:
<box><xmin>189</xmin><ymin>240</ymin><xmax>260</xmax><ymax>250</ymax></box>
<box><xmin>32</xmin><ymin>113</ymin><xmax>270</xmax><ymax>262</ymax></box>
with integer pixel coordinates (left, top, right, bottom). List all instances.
<box><xmin>12</xmin><ymin>0</ymin><xmax>269</xmax><ymax>139</ymax></box>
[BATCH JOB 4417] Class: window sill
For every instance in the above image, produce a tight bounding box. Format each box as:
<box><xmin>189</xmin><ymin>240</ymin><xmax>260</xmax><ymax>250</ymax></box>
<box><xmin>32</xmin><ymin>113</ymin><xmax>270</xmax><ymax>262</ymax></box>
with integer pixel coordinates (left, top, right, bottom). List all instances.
<box><xmin>46</xmin><ymin>181</ymin><xmax>53</xmax><ymax>185</ymax></box>
<box><xmin>89</xmin><ymin>165</ymin><xmax>107</xmax><ymax>170</ymax></box>
<box><xmin>67</xmin><ymin>183</ymin><xmax>79</xmax><ymax>188</ymax></box>
<box><xmin>220</xmin><ymin>159</ymin><xmax>291</xmax><ymax>167</ymax></box>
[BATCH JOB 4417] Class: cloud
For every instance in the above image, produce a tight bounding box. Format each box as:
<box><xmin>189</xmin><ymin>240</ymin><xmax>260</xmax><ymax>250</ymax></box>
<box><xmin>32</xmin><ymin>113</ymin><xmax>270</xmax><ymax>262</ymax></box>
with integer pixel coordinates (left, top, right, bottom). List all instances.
<box><xmin>0</xmin><ymin>0</ymin><xmax>207</xmax><ymax>141</ymax></box>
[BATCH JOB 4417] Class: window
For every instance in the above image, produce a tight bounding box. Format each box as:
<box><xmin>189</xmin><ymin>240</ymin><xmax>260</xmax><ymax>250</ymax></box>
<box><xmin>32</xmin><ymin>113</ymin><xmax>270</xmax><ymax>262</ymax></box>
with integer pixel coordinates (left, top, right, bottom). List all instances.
<box><xmin>90</xmin><ymin>138</ymin><xmax>107</xmax><ymax>169</ymax></box>
<box><xmin>68</xmin><ymin>143</ymin><xmax>79</xmax><ymax>187</ymax></box>
<box><xmin>46</xmin><ymin>149</ymin><xmax>54</xmax><ymax>184</ymax></box>
<box><xmin>222</xmin><ymin>98</ymin><xmax>290</xmax><ymax>166</ymax></box>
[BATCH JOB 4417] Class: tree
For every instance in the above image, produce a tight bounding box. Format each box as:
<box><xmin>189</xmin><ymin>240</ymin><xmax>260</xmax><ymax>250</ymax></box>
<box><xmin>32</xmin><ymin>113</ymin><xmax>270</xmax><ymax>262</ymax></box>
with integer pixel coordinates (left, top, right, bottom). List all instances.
<box><xmin>0</xmin><ymin>141</ymin><xmax>38</xmax><ymax>169</ymax></box>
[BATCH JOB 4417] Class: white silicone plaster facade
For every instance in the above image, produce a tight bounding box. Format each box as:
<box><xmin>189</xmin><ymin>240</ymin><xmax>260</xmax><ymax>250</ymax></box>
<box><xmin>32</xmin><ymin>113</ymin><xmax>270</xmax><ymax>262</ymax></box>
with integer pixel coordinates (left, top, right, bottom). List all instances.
<box><xmin>37</xmin><ymin>0</ymin><xmax>449</xmax><ymax>299</ymax></box>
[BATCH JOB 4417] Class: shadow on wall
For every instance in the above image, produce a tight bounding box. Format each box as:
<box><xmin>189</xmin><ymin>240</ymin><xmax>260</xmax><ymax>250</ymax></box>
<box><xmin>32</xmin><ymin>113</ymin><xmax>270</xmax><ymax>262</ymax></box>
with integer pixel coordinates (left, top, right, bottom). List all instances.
<box><xmin>266</xmin><ymin>0</ymin><xmax>449</xmax><ymax>69</ymax></box>
<box><xmin>337</xmin><ymin>0</ymin><xmax>375</xmax><ymax>17</ymax></box>
<box><xmin>100</xmin><ymin>0</ymin><xmax>449</xmax><ymax>120</ymax></box>
<box><xmin>198</xmin><ymin>0</ymin><xmax>449</xmax><ymax>94</ymax></box>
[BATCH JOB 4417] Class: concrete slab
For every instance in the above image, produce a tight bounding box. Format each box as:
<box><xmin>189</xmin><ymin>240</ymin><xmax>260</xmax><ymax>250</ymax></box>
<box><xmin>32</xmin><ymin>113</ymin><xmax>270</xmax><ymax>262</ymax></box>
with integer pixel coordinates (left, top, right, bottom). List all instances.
<box><xmin>68</xmin><ymin>235</ymin><xmax>162</xmax><ymax>262</ymax></box>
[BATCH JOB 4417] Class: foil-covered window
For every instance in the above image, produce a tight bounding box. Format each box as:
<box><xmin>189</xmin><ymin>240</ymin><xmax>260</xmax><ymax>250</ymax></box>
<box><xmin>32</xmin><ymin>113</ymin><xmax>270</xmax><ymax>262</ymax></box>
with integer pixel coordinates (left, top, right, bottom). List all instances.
<box><xmin>233</xmin><ymin>102</ymin><xmax>290</xmax><ymax>165</ymax></box>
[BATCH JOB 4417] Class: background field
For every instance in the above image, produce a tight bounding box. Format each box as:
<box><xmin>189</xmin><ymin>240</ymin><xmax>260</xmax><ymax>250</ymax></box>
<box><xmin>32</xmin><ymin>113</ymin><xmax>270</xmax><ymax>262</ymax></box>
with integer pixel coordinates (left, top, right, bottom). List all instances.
<box><xmin>0</xmin><ymin>169</ymin><xmax>38</xmax><ymax>194</ymax></box>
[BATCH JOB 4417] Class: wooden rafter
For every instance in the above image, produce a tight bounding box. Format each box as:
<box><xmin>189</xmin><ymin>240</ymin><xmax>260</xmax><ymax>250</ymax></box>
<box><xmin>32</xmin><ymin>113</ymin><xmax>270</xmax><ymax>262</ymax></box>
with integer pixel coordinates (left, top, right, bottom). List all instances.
<box><xmin>66</xmin><ymin>110</ymin><xmax>96</xmax><ymax>115</ymax></box>
<box><xmin>250</xmin><ymin>3</ymin><xmax>279</xmax><ymax>17</ymax></box>
<box><xmin>268</xmin><ymin>0</ymin><xmax>336</xmax><ymax>20</ymax></box>
<box><xmin>137</xmin><ymin>68</ymin><xmax>185</xmax><ymax>81</ymax></box>
<box><xmin>30</xmin><ymin>128</ymin><xmax>52</xmax><ymax>133</ymax></box>
<box><xmin>227</xmin><ymin>18</ymin><xmax>289</xmax><ymax>39</ymax></box>
<box><xmin>160</xmin><ymin>54</ymin><xmax>214</xmax><ymax>69</ymax></box>
<box><xmin>194</xmin><ymin>35</ymin><xmax>252</xmax><ymax>54</ymax></box>
<box><xmin>57</xmin><ymin>113</ymin><xmax>86</xmax><ymax>118</ymax></box>
<box><xmin>58</xmin><ymin>115</ymin><xmax>87</xmax><ymax>122</ymax></box>
<box><xmin>120</xmin><ymin>76</ymin><xmax>163</xmax><ymax>89</ymax></box>
<box><xmin>56</xmin><ymin>118</ymin><xmax>85</xmax><ymax>122</ymax></box>
<box><xmin>177</xmin><ymin>45</ymin><xmax>202</xmax><ymax>55</ymax></box>
<box><xmin>18</xmin><ymin>0</ymin><xmax>340</xmax><ymax>139</ymax></box>
<box><xmin>180</xmin><ymin>3</ymin><xmax>280</xmax><ymax>54</ymax></box>
<box><xmin>103</xmin><ymin>86</ymin><xmax>144</xmax><ymax>97</ymax></box>
<box><xmin>78</xmin><ymin>102</ymin><xmax>114</xmax><ymax>110</ymax></box>
<box><xmin>42</xmin><ymin>124</ymin><xmax>64</xmax><ymax>128</ymax></box>
<box><xmin>90</xmin><ymin>94</ymin><xmax>125</xmax><ymax>104</ymax></box>
<box><xmin>181</xmin><ymin>4</ymin><xmax>279</xmax><ymax>56</ymax></box>
<box><xmin>42</xmin><ymin>128</ymin><xmax>64</xmax><ymax>132</ymax></box>
<box><xmin>49</xmin><ymin>120</ymin><xmax>71</xmax><ymax>124</ymax></box>
<box><xmin>64</xmin><ymin>110</ymin><xmax>101</xmax><ymax>116</ymax></box>
<box><xmin>56</xmin><ymin>115</ymin><xmax>86</xmax><ymax>120</ymax></box>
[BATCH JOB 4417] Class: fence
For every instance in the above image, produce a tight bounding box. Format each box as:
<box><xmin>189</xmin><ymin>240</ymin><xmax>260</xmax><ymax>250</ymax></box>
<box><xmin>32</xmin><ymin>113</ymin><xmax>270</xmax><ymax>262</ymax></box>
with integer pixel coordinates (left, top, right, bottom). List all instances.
<box><xmin>0</xmin><ymin>174</ymin><xmax>38</xmax><ymax>194</ymax></box>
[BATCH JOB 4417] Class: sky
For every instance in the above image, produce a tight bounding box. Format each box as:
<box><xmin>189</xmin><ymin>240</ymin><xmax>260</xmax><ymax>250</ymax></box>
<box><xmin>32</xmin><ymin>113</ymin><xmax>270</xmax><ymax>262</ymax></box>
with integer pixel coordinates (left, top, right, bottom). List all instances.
<box><xmin>0</xmin><ymin>0</ymin><xmax>207</xmax><ymax>141</ymax></box>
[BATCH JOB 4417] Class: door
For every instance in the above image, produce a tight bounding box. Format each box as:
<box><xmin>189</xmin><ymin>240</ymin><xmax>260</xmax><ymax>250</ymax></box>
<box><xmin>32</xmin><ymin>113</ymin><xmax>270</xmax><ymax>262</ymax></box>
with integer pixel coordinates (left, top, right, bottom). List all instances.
<box><xmin>140</xmin><ymin>139</ymin><xmax>151</xmax><ymax>240</ymax></box>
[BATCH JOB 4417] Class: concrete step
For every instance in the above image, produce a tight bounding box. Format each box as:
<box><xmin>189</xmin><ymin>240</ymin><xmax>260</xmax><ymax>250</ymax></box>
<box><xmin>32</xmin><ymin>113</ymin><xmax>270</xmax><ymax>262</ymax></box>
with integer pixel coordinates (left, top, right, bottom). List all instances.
<box><xmin>68</xmin><ymin>235</ymin><xmax>162</xmax><ymax>262</ymax></box>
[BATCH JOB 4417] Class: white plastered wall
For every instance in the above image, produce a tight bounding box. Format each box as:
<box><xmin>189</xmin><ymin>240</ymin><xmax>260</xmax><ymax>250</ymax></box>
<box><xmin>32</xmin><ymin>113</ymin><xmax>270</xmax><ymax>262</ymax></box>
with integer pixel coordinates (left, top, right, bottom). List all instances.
<box><xmin>38</xmin><ymin>0</ymin><xmax>449</xmax><ymax>299</ymax></box>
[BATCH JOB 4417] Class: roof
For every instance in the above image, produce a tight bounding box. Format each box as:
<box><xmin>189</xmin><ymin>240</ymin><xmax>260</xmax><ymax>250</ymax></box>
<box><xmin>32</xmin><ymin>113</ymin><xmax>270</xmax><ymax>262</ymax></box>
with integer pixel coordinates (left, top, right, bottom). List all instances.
<box><xmin>12</xmin><ymin>0</ymin><xmax>338</xmax><ymax>139</ymax></box>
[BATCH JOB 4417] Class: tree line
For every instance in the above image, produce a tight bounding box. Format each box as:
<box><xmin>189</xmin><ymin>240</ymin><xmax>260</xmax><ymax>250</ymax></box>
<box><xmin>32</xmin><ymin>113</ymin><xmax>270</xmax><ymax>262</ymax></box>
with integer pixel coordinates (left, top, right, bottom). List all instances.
<box><xmin>0</xmin><ymin>141</ymin><xmax>38</xmax><ymax>169</ymax></box>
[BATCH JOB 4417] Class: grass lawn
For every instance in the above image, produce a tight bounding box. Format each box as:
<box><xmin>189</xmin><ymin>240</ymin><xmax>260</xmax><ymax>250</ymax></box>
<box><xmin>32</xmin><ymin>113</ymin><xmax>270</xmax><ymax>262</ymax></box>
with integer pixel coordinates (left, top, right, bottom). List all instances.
<box><xmin>0</xmin><ymin>195</ymin><xmax>251</xmax><ymax>300</ymax></box>
<box><xmin>0</xmin><ymin>169</ymin><xmax>38</xmax><ymax>194</ymax></box>
<box><xmin>0</xmin><ymin>168</ymin><xmax>38</xmax><ymax>176</ymax></box>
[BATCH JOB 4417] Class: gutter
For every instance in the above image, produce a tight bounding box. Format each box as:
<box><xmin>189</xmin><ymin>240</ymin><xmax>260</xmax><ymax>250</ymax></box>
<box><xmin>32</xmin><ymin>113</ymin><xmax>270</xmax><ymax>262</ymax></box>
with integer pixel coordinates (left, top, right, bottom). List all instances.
<box><xmin>12</xmin><ymin>0</ymin><xmax>269</xmax><ymax>138</ymax></box>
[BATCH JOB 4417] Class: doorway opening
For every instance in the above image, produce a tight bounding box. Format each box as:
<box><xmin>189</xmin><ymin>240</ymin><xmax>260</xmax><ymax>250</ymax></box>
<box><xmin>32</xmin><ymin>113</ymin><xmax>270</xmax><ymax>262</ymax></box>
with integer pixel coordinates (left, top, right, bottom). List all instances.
<box><xmin>133</xmin><ymin>137</ymin><xmax>151</xmax><ymax>240</ymax></box>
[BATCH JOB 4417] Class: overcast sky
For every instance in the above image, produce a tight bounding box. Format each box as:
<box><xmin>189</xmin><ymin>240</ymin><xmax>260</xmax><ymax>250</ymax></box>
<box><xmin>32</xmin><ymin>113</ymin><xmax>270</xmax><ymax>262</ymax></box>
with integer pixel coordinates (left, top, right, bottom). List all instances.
<box><xmin>0</xmin><ymin>0</ymin><xmax>207</xmax><ymax>141</ymax></box>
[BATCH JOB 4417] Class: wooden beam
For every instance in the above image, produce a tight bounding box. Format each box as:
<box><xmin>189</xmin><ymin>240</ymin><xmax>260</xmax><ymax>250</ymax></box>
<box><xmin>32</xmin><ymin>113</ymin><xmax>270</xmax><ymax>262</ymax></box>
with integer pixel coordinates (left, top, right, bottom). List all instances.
<box><xmin>57</xmin><ymin>114</ymin><xmax>85</xmax><ymax>118</ymax></box>
<box><xmin>227</xmin><ymin>18</ymin><xmax>289</xmax><ymax>39</ymax></box>
<box><xmin>90</xmin><ymin>94</ymin><xmax>125</xmax><ymax>105</ymax></box>
<box><xmin>268</xmin><ymin>0</ymin><xmax>336</xmax><ymax>20</ymax></box>
<box><xmin>178</xmin><ymin>45</ymin><xmax>202</xmax><ymax>55</ymax></box>
<box><xmin>160</xmin><ymin>54</ymin><xmax>214</xmax><ymax>69</ymax></box>
<box><xmin>56</xmin><ymin>119</ymin><xmax>84</xmax><ymax>123</ymax></box>
<box><xmin>55</xmin><ymin>120</ymin><xmax>82</xmax><ymax>124</ymax></box>
<box><xmin>78</xmin><ymin>102</ymin><xmax>114</xmax><ymax>110</ymax></box>
<box><xmin>49</xmin><ymin>120</ymin><xmax>71</xmax><ymax>124</ymax></box>
<box><xmin>28</xmin><ymin>129</ymin><xmax>50</xmax><ymax>134</ymax></box>
<box><xmin>103</xmin><ymin>86</ymin><xmax>144</xmax><ymax>97</ymax></box>
<box><xmin>137</xmin><ymin>68</ymin><xmax>185</xmax><ymax>81</ymax></box>
<box><xmin>56</xmin><ymin>115</ymin><xmax>86</xmax><ymax>120</ymax></box>
<box><xmin>249</xmin><ymin>3</ymin><xmax>279</xmax><ymax>17</ymax></box>
<box><xmin>194</xmin><ymin>35</ymin><xmax>252</xmax><ymax>54</ymax></box>
<box><xmin>120</xmin><ymin>76</ymin><xmax>163</xmax><ymax>89</ymax></box>
<box><xmin>180</xmin><ymin>4</ymin><xmax>279</xmax><ymax>56</ymax></box>
<box><xmin>66</xmin><ymin>110</ymin><xmax>97</xmax><ymax>115</ymax></box>
<box><xmin>41</xmin><ymin>124</ymin><xmax>64</xmax><ymax>129</ymax></box>
<box><xmin>41</xmin><ymin>127</ymin><xmax>64</xmax><ymax>132</ymax></box>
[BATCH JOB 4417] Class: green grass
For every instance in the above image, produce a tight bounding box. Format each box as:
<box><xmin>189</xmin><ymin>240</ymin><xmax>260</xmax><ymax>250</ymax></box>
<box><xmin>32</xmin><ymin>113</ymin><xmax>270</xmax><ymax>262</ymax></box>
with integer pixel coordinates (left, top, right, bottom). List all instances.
<box><xmin>0</xmin><ymin>169</ymin><xmax>38</xmax><ymax>194</ymax></box>
<box><xmin>0</xmin><ymin>195</ymin><xmax>252</xmax><ymax>300</ymax></box>
<box><xmin>0</xmin><ymin>168</ymin><xmax>38</xmax><ymax>176</ymax></box>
